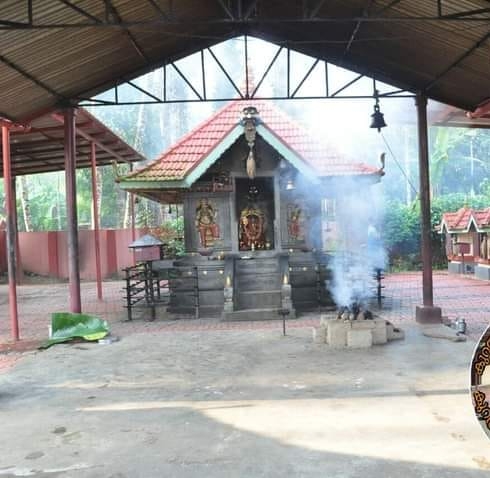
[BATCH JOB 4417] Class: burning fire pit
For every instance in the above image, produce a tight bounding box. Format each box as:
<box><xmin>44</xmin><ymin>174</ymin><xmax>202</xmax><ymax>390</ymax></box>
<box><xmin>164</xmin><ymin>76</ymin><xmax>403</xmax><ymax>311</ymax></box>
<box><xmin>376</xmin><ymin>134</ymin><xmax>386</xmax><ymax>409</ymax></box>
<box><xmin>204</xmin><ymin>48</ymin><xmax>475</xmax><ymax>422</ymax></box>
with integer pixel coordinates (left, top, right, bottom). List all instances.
<box><xmin>313</xmin><ymin>307</ymin><xmax>404</xmax><ymax>348</ymax></box>
<box><xmin>336</xmin><ymin>302</ymin><xmax>374</xmax><ymax>321</ymax></box>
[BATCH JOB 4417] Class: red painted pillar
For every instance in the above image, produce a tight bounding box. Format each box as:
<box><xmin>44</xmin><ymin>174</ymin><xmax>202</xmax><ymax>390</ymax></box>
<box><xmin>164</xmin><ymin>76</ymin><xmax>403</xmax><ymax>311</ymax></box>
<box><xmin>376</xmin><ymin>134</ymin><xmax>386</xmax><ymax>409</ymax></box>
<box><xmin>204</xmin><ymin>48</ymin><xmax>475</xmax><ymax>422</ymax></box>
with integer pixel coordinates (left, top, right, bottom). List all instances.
<box><xmin>415</xmin><ymin>93</ymin><xmax>442</xmax><ymax>324</ymax></box>
<box><xmin>64</xmin><ymin>108</ymin><xmax>81</xmax><ymax>313</ymax></box>
<box><xmin>11</xmin><ymin>177</ymin><xmax>23</xmax><ymax>284</ymax></box>
<box><xmin>90</xmin><ymin>142</ymin><xmax>103</xmax><ymax>300</ymax></box>
<box><xmin>2</xmin><ymin>124</ymin><xmax>19</xmax><ymax>340</ymax></box>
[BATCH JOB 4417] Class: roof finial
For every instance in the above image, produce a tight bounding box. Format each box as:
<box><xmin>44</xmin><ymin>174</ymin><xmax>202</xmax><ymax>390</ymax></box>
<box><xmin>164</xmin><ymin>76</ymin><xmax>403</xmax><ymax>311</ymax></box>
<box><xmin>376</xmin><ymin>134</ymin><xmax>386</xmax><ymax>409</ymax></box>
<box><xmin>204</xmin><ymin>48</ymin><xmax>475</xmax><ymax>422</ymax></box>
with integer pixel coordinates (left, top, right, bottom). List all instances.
<box><xmin>241</xmin><ymin>53</ymin><xmax>256</xmax><ymax>98</ymax></box>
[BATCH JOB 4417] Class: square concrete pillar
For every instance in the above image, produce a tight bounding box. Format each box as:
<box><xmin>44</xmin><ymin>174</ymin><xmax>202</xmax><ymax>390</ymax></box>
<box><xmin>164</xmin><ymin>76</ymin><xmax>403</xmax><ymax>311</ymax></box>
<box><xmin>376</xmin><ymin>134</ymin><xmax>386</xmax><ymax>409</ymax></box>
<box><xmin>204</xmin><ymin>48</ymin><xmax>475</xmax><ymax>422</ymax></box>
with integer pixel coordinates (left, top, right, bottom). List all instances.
<box><xmin>327</xmin><ymin>320</ymin><xmax>347</xmax><ymax>348</ymax></box>
<box><xmin>351</xmin><ymin>321</ymin><xmax>375</xmax><ymax>331</ymax></box>
<box><xmin>347</xmin><ymin>329</ymin><xmax>372</xmax><ymax>348</ymax></box>
<box><xmin>372</xmin><ymin>319</ymin><xmax>387</xmax><ymax>345</ymax></box>
<box><xmin>475</xmin><ymin>264</ymin><xmax>490</xmax><ymax>280</ymax></box>
<box><xmin>320</xmin><ymin>314</ymin><xmax>334</xmax><ymax>327</ymax></box>
<box><xmin>415</xmin><ymin>305</ymin><xmax>442</xmax><ymax>324</ymax></box>
<box><xmin>312</xmin><ymin>326</ymin><xmax>326</xmax><ymax>344</ymax></box>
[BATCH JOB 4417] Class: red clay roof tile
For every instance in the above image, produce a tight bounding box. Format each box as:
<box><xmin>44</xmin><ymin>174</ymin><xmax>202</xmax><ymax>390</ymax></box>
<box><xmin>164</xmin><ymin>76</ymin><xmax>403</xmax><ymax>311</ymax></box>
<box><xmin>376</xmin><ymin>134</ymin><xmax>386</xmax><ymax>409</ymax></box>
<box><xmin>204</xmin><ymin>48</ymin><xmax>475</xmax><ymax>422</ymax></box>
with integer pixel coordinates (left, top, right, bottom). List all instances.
<box><xmin>124</xmin><ymin>99</ymin><xmax>381</xmax><ymax>182</ymax></box>
<box><xmin>442</xmin><ymin>207</ymin><xmax>490</xmax><ymax>231</ymax></box>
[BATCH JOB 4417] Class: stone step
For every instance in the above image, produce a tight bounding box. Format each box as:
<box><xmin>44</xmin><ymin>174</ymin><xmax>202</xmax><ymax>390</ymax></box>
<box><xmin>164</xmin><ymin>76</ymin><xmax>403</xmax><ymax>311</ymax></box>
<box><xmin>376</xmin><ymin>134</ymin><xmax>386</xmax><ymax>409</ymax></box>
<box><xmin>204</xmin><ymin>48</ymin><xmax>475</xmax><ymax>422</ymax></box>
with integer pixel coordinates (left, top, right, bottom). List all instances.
<box><xmin>167</xmin><ymin>304</ymin><xmax>222</xmax><ymax>319</ymax></box>
<box><xmin>235</xmin><ymin>272</ymin><xmax>281</xmax><ymax>290</ymax></box>
<box><xmin>236</xmin><ymin>290</ymin><xmax>282</xmax><ymax>309</ymax></box>
<box><xmin>222</xmin><ymin>307</ymin><xmax>296</xmax><ymax>321</ymax></box>
<box><xmin>198</xmin><ymin>305</ymin><xmax>224</xmax><ymax>318</ymax></box>
<box><xmin>235</xmin><ymin>259</ymin><xmax>280</xmax><ymax>274</ymax></box>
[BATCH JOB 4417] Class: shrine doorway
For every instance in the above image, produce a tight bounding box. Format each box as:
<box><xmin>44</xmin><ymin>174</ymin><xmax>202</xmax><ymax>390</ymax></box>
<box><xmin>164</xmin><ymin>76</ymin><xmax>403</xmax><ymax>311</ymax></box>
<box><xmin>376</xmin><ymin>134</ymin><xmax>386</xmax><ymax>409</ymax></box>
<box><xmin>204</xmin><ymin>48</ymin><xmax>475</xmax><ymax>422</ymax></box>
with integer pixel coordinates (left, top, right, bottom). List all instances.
<box><xmin>235</xmin><ymin>177</ymin><xmax>275</xmax><ymax>251</ymax></box>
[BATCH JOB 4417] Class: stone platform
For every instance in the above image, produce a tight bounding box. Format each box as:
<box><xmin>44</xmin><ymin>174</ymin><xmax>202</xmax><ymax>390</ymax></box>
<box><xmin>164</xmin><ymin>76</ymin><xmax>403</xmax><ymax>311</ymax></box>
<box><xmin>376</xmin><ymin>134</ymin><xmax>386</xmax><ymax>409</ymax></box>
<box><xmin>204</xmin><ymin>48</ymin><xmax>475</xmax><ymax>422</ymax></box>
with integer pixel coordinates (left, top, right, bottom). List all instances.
<box><xmin>313</xmin><ymin>313</ymin><xmax>404</xmax><ymax>348</ymax></box>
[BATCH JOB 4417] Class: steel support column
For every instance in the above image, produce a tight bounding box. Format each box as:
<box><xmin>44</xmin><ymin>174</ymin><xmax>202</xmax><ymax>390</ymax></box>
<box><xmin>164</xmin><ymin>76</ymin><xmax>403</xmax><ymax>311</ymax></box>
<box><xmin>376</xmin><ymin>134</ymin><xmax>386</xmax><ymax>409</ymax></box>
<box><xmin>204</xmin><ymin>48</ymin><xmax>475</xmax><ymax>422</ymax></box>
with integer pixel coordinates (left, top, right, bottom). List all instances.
<box><xmin>130</xmin><ymin>163</ymin><xmax>136</xmax><ymax>253</ymax></box>
<box><xmin>64</xmin><ymin>108</ymin><xmax>81</xmax><ymax>312</ymax></box>
<box><xmin>90</xmin><ymin>141</ymin><xmax>103</xmax><ymax>300</ymax></box>
<box><xmin>2</xmin><ymin>124</ymin><xmax>19</xmax><ymax>340</ymax></box>
<box><xmin>415</xmin><ymin>93</ymin><xmax>442</xmax><ymax>323</ymax></box>
<box><xmin>130</xmin><ymin>193</ymin><xmax>136</xmax><ymax>241</ymax></box>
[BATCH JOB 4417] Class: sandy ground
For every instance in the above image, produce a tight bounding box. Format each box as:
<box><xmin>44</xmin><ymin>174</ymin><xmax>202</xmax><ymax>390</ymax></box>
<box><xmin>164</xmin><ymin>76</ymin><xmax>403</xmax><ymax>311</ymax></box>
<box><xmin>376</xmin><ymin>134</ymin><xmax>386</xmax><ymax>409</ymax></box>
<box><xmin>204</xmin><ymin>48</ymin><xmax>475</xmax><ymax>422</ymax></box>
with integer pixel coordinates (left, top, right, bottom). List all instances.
<box><xmin>1</xmin><ymin>320</ymin><xmax>490</xmax><ymax>477</ymax></box>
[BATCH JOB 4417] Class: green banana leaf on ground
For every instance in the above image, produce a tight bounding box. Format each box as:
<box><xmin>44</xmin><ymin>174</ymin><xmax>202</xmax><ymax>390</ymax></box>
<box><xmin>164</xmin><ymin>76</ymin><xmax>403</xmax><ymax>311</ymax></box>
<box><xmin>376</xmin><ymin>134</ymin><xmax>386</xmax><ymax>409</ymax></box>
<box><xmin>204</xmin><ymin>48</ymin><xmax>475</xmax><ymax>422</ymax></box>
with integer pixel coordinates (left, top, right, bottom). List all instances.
<box><xmin>40</xmin><ymin>312</ymin><xmax>109</xmax><ymax>349</ymax></box>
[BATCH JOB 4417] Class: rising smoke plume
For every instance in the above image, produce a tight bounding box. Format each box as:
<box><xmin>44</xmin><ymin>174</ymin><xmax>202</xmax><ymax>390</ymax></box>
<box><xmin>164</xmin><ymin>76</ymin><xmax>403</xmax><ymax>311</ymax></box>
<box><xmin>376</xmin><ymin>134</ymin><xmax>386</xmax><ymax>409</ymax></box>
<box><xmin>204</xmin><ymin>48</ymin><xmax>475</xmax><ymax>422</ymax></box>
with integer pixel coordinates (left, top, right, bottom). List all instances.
<box><xmin>324</xmin><ymin>178</ymin><xmax>387</xmax><ymax>308</ymax></box>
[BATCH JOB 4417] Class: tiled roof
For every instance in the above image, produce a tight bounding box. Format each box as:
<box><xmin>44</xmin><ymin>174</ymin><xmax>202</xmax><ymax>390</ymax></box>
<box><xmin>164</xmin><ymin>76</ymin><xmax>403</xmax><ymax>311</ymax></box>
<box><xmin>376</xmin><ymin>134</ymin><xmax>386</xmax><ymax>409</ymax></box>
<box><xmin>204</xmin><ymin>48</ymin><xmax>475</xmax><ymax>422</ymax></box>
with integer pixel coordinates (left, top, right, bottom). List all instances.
<box><xmin>123</xmin><ymin>99</ymin><xmax>381</xmax><ymax>182</ymax></box>
<box><xmin>441</xmin><ymin>207</ymin><xmax>490</xmax><ymax>232</ymax></box>
<box><xmin>442</xmin><ymin>208</ymin><xmax>473</xmax><ymax>231</ymax></box>
<box><xmin>473</xmin><ymin>208</ymin><xmax>490</xmax><ymax>229</ymax></box>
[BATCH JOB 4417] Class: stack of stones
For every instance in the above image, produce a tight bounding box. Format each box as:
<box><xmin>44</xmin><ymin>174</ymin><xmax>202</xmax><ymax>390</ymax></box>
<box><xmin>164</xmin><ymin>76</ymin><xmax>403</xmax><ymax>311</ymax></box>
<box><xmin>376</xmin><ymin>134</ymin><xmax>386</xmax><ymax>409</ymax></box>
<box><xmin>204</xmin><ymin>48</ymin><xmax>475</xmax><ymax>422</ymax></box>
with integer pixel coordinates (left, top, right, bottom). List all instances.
<box><xmin>312</xmin><ymin>313</ymin><xmax>404</xmax><ymax>348</ymax></box>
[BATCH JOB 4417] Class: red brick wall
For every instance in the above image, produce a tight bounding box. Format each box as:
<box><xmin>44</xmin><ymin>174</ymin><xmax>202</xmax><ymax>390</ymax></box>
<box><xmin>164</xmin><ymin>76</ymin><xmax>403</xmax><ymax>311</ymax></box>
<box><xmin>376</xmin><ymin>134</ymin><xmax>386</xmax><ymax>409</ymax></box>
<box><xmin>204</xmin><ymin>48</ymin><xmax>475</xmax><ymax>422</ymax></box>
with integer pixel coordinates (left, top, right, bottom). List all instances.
<box><xmin>0</xmin><ymin>229</ymin><xmax>142</xmax><ymax>279</ymax></box>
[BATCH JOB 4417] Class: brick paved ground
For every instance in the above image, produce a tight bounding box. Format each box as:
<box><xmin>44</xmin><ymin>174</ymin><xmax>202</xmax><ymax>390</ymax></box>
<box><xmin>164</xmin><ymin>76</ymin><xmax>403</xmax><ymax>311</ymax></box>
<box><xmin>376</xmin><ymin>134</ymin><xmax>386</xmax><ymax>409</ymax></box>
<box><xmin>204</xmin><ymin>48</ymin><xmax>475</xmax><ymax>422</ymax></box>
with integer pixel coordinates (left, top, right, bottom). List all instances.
<box><xmin>0</xmin><ymin>271</ymin><xmax>489</xmax><ymax>371</ymax></box>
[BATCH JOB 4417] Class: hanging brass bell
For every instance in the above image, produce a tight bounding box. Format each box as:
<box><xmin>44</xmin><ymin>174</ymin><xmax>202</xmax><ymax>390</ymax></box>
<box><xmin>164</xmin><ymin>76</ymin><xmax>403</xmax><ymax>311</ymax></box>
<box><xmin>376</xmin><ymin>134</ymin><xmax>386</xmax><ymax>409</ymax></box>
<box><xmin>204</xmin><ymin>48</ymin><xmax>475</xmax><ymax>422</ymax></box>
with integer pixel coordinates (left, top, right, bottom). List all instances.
<box><xmin>370</xmin><ymin>104</ymin><xmax>387</xmax><ymax>132</ymax></box>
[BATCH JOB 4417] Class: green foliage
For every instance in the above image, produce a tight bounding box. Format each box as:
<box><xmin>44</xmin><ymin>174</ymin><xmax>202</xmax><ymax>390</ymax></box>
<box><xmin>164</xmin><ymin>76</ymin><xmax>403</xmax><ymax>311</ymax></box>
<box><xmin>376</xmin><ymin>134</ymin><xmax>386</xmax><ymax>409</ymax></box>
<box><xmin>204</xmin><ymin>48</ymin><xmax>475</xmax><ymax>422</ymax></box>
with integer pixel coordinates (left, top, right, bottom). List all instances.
<box><xmin>144</xmin><ymin>217</ymin><xmax>185</xmax><ymax>258</ymax></box>
<box><xmin>164</xmin><ymin>217</ymin><xmax>185</xmax><ymax>257</ymax></box>
<box><xmin>430</xmin><ymin>193</ymin><xmax>489</xmax><ymax>221</ymax></box>
<box><xmin>384</xmin><ymin>200</ymin><xmax>420</xmax><ymax>255</ymax></box>
<box><xmin>16</xmin><ymin>173</ymin><xmax>65</xmax><ymax>231</ymax></box>
<box><xmin>384</xmin><ymin>200</ymin><xmax>421</xmax><ymax>270</ymax></box>
<box><xmin>429</xmin><ymin>127</ymin><xmax>465</xmax><ymax>195</ymax></box>
<box><xmin>384</xmin><ymin>193</ymin><xmax>490</xmax><ymax>271</ymax></box>
<box><xmin>430</xmin><ymin>127</ymin><xmax>490</xmax><ymax>197</ymax></box>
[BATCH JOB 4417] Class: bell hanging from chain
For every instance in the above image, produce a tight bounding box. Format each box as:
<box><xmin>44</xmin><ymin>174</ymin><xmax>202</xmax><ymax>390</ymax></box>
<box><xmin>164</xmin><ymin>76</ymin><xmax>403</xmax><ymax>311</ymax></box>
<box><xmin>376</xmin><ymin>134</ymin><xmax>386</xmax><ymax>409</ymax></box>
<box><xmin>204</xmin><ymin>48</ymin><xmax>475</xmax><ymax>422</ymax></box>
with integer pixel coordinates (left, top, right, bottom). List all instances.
<box><xmin>370</xmin><ymin>103</ymin><xmax>387</xmax><ymax>132</ymax></box>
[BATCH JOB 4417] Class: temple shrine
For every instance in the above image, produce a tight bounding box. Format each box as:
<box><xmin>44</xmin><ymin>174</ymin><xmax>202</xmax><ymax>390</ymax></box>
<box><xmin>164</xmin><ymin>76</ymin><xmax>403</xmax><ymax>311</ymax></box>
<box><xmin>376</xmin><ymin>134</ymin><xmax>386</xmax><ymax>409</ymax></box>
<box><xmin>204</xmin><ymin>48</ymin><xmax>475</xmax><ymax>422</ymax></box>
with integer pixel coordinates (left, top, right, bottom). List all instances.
<box><xmin>439</xmin><ymin>207</ymin><xmax>490</xmax><ymax>280</ymax></box>
<box><xmin>119</xmin><ymin>100</ymin><xmax>384</xmax><ymax>320</ymax></box>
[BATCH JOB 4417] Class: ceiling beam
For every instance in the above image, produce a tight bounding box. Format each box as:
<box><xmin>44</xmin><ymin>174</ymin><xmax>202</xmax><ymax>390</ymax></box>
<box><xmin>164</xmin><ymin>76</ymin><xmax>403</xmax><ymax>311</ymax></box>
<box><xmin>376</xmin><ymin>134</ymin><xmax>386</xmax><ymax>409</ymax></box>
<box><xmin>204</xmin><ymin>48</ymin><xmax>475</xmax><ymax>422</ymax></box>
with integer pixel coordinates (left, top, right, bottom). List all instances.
<box><xmin>51</xmin><ymin>112</ymin><xmax>135</xmax><ymax>163</ymax></box>
<box><xmin>9</xmin><ymin>121</ymin><xmax>92</xmax><ymax>135</ymax></box>
<box><xmin>146</xmin><ymin>0</ymin><xmax>171</xmax><ymax>21</ymax></box>
<box><xmin>343</xmin><ymin>0</ymin><xmax>374</xmax><ymax>58</ymax></box>
<box><xmin>9</xmin><ymin>133</ymin><xmax>106</xmax><ymax>149</ymax></box>
<box><xmin>57</xmin><ymin>0</ymin><xmax>102</xmax><ymax>23</ymax></box>
<box><xmin>216</xmin><ymin>0</ymin><xmax>235</xmax><ymax>20</ymax></box>
<box><xmin>12</xmin><ymin>146</ymin><xmax>71</xmax><ymax>155</ymax></box>
<box><xmin>11</xmin><ymin>164</ymin><xmax>65</xmax><ymax>176</ymax></box>
<box><xmin>104</xmin><ymin>0</ymin><xmax>150</xmax><ymax>64</ymax></box>
<box><xmin>441</xmin><ymin>7</ymin><xmax>490</xmax><ymax>20</ymax></box>
<box><xmin>2</xmin><ymin>13</ymin><xmax>490</xmax><ymax>31</ymax></box>
<box><xmin>244</xmin><ymin>0</ymin><xmax>259</xmax><ymax>20</ymax></box>
<box><xmin>308</xmin><ymin>0</ymin><xmax>327</xmax><ymax>19</ymax></box>
<box><xmin>374</xmin><ymin>0</ymin><xmax>403</xmax><ymax>15</ymax></box>
<box><xmin>0</xmin><ymin>54</ymin><xmax>64</xmax><ymax>100</ymax></box>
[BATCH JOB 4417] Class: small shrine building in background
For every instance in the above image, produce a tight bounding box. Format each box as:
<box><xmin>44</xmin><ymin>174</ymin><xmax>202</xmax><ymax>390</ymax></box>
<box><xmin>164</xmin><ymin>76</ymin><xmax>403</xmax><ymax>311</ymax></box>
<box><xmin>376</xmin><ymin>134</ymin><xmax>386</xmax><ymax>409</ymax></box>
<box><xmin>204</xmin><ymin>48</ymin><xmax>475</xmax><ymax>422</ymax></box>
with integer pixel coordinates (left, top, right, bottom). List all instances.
<box><xmin>439</xmin><ymin>207</ymin><xmax>490</xmax><ymax>279</ymax></box>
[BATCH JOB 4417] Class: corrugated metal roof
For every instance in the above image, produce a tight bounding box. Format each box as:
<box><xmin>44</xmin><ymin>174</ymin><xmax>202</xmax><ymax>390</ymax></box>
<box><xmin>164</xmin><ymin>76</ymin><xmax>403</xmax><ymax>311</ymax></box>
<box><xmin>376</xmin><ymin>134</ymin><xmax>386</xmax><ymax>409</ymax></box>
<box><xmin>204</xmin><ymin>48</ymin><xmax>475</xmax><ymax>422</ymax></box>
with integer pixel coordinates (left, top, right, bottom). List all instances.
<box><xmin>0</xmin><ymin>0</ymin><xmax>488</xmax><ymax>124</ymax></box>
<box><xmin>0</xmin><ymin>108</ymin><xmax>144</xmax><ymax>176</ymax></box>
<box><xmin>121</xmin><ymin>98</ymin><xmax>381</xmax><ymax>184</ymax></box>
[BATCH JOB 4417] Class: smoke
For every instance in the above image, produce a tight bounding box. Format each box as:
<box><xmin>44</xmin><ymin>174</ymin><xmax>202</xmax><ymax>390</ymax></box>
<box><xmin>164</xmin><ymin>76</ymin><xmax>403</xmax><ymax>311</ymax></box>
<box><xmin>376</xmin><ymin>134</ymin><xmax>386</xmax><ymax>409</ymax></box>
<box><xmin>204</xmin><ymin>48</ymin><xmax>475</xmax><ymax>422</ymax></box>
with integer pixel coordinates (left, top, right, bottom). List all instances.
<box><xmin>291</xmin><ymin>158</ymin><xmax>387</xmax><ymax>309</ymax></box>
<box><xmin>327</xmin><ymin>180</ymin><xmax>387</xmax><ymax>308</ymax></box>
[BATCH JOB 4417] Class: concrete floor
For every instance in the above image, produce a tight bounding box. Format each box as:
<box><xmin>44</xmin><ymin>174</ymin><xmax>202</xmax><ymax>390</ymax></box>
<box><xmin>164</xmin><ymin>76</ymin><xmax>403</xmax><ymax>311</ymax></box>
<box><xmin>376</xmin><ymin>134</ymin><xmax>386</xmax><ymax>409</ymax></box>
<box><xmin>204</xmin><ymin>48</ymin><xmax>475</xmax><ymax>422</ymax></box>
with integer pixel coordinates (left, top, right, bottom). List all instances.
<box><xmin>1</xmin><ymin>271</ymin><xmax>490</xmax><ymax>345</ymax></box>
<box><xmin>1</xmin><ymin>321</ymin><xmax>490</xmax><ymax>477</ymax></box>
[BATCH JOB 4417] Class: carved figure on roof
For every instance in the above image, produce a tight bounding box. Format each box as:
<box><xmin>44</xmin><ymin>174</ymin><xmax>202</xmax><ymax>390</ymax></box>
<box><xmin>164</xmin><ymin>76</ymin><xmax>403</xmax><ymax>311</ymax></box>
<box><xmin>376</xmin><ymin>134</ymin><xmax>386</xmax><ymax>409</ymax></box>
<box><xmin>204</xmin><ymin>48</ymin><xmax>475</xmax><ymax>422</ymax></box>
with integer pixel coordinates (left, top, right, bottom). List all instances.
<box><xmin>242</xmin><ymin>106</ymin><xmax>259</xmax><ymax>179</ymax></box>
<box><xmin>195</xmin><ymin>198</ymin><xmax>220</xmax><ymax>248</ymax></box>
<box><xmin>239</xmin><ymin>206</ymin><xmax>266</xmax><ymax>251</ymax></box>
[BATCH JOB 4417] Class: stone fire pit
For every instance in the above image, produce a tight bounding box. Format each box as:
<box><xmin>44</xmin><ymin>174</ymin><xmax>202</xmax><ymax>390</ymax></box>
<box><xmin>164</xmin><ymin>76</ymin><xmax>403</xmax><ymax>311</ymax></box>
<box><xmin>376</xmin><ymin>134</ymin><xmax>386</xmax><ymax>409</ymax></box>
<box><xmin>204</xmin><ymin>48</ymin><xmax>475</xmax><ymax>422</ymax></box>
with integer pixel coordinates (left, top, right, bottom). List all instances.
<box><xmin>313</xmin><ymin>313</ymin><xmax>404</xmax><ymax>348</ymax></box>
